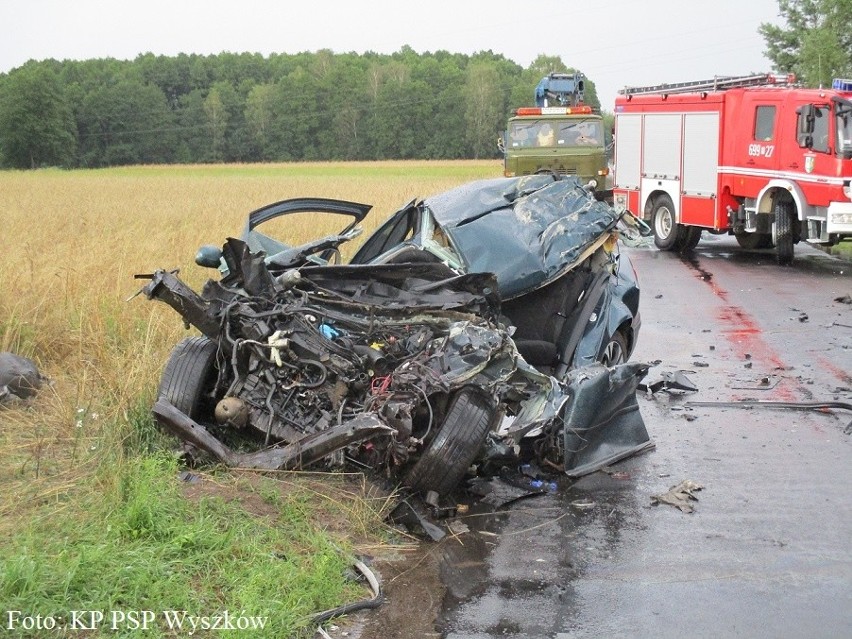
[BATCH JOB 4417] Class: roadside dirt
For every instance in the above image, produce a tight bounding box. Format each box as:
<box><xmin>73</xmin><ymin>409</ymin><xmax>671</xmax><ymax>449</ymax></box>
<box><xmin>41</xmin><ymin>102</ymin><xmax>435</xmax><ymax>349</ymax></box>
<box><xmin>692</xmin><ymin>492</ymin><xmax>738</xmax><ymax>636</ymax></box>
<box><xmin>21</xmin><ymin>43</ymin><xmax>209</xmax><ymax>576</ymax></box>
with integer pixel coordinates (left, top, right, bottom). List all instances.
<box><xmin>179</xmin><ymin>470</ymin><xmax>442</xmax><ymax>638</ymax></box>
<box><xmin>347</xmin><ymin>545</ymin><xmax>444</xmax><ymax>639</ymax></box>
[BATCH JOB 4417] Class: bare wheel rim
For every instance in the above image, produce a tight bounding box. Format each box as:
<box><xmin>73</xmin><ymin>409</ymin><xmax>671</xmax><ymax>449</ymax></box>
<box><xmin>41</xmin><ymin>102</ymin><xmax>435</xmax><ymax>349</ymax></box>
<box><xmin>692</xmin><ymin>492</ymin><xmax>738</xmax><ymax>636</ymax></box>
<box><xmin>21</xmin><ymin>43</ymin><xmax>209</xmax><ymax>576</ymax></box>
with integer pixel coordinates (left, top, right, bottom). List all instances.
<box><xmin>602</xmin><ymin>339</ymin><xmax>625</xmax><ymax>366</ymax></box>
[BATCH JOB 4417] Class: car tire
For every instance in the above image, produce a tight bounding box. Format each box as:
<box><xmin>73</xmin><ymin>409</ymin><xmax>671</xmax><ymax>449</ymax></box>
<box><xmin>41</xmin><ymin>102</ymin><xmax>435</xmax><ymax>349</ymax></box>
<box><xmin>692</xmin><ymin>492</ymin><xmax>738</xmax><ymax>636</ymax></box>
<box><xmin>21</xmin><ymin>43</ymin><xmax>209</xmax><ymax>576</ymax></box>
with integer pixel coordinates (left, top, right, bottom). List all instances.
<box><xmin>600</xmin><ymin>330</ymin><xmax>629</xmax><ymax>366</ymax></box>
<box><xmin>773</xmin><ymin>199</ymin><xmax>795</xmax><ymax>265</ymax></box>
<box><xmin>735</xmin><ymin>232</ymin><xmax>773</xmax><ymax>250</ymax></box>
<box><xmin>158</xmin><ymin>336</ymin><xmax>219</xmax><ymax>421</ymax></box>
<box><xmin>651</xmin><ymin>195</ymin><xmax>679</xmax><ymax>251</ymax></box>
<box><xmin>404</xmin><ymin>388</ymin><xmax>495</xmax><ymax>496</ymax></box>
<box><xmin>676</xmin><ymin>226</ymin><xmax>702</xmax><ymax>251</ymax></box>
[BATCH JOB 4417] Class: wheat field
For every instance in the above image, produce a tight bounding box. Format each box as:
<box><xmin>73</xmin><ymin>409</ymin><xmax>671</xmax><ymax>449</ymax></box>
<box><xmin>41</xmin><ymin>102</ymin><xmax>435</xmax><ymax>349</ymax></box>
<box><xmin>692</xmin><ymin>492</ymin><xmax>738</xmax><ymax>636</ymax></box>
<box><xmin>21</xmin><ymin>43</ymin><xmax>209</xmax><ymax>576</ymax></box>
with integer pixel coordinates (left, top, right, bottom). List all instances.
<box><xmin>0</xmin><ymin>160</ymin><xmax>500</xmax><ymax>522</ymax></box>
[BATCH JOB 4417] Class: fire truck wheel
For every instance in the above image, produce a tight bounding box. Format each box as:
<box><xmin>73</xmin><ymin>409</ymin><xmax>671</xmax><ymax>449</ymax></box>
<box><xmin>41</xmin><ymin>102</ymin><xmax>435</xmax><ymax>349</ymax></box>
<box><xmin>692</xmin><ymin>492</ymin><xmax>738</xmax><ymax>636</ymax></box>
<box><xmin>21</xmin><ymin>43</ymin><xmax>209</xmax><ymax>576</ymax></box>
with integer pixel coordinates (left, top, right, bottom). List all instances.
<box><xmin>676</xmin><ymin>226</ymin><xmax>702</xmax><ymax>251</ymax></box>
<box><xmin>651</xmin><ymin>195</ymin><xmax>679</xmax><ymax>250</ymax></box>
<box><xmin>735</xmin><ymin>232</ymin><xmax>774</xmax><ymax>250</ymax></box>
<box><xmin>773</xmin><ymin>200</ymin><xmax>795</xmax><ymax>265</ymax></box>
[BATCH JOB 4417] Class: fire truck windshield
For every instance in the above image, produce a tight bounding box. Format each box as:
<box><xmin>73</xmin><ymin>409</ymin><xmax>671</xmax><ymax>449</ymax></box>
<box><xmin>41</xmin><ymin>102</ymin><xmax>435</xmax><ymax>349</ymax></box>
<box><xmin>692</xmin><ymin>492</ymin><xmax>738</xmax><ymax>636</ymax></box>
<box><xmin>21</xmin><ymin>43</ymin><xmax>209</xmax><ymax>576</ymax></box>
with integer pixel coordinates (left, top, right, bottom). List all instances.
<box><xmin>836</xmin><ymin>98</ymin><xmax>852</xmax><ymax>159</ymax></box>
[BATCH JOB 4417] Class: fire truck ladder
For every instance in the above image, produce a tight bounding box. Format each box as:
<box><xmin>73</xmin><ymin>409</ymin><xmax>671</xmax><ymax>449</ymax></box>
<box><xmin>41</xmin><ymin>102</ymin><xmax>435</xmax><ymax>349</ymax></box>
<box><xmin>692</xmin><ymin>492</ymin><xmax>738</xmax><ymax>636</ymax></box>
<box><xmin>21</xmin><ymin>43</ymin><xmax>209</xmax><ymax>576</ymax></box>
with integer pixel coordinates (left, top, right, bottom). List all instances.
<box><xmin>619</xmin><ymin>73</ymin><xmax>797</xmax><ymax>96</ymax></box>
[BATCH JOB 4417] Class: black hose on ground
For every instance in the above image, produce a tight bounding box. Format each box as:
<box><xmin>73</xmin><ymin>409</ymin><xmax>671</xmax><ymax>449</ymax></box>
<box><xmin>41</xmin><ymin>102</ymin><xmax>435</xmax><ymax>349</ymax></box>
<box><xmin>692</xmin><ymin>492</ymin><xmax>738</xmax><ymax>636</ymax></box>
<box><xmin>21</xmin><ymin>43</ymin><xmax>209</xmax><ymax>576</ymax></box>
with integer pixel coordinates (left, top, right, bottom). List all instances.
<box><xmin>312</xmin><ymin>559</ymin><xmax>384</xmax><ymax>625</ymax></box>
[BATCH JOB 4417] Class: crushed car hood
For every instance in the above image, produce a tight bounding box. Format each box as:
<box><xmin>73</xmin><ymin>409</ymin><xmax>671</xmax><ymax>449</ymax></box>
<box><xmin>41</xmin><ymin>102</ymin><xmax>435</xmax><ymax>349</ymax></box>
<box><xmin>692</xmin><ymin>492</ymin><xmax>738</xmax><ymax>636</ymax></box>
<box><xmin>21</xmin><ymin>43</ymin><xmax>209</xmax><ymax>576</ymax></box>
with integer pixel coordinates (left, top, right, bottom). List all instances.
<box><xmin>424</xmin><ymin>175</ymin><xmax>621</xmax><ymax>299</ymax></box>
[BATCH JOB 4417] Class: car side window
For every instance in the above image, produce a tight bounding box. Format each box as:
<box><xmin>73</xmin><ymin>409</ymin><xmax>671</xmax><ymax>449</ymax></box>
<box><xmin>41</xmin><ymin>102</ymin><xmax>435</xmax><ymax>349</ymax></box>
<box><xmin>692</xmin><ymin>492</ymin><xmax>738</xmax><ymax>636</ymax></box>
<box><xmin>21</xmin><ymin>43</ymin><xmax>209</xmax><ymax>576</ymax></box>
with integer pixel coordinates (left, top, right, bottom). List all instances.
<box><xmin>351</xmin><ymin>206</ymin><xmax>419</xmax><ymax>263</ymax></box>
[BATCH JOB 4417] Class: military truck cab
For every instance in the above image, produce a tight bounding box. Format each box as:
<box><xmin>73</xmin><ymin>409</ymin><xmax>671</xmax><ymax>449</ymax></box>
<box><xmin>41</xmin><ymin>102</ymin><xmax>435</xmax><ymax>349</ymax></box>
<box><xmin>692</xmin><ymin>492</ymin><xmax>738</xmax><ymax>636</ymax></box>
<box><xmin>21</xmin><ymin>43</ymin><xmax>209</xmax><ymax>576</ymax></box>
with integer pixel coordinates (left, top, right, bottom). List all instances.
<box><xmin>501</xmin><ymin>72</ymin><xmax>611</xmax><ymax>201</ymax></box>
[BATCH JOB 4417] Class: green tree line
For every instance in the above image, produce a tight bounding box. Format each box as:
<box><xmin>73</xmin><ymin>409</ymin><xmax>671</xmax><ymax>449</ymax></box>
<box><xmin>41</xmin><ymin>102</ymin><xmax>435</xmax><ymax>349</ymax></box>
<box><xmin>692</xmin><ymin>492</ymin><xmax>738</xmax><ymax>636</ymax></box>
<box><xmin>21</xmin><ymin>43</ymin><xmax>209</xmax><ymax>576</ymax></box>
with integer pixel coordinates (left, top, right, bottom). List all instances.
<box><xmin>760</xmin><ymin>0</ymin><xmax>852</xmax><ymax>89</ymax></box>
<box><xmin>0</xmin><ymin>49</ymin><xmax>600</xmax><ymax>169</ymax></box>
<box><xmin>3</xmin><ymin>0</ymin><xmax>847</xmax><ymax>170</ymax></box>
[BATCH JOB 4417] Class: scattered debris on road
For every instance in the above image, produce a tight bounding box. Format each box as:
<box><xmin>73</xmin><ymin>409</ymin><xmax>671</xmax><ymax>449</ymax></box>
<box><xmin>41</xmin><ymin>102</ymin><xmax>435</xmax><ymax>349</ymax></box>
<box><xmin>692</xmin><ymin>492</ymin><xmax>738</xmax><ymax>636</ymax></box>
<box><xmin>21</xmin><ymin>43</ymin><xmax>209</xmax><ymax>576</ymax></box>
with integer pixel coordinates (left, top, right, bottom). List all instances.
<box><xmin>312</xmin><ymin>558</ymin><xmax>384</xmax><ymax>626</ymax></box>
<box><xmin>686</xmin><ymin>400</ymin><xmax>852</xmax><ymax>433</ymax></box>
<box><xmin>570</xmin><ymin>498</ymin><xmax>597</xmax><ymax>510</ymax></box>
<box><xmin>638</xmin><ymin>370</ymin><xmax>698</xmax><ymax>395</ymax></box>
<box><xmin>651</xmin><ymin>479</ymin><xmax>704</xmax><ymax>513</ymax></box>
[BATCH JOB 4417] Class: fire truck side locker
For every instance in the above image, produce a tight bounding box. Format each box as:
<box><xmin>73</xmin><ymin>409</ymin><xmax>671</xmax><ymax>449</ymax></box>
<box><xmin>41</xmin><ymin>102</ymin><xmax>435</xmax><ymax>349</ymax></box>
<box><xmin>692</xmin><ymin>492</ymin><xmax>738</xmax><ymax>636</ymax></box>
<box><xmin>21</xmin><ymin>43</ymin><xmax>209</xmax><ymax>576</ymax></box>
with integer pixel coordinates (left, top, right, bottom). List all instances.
<box><xmin>613</xmin><ymin>98</ymin><xmax>725</xmax><ymax>249</ymax></box>
<box><xmin>641</xmin><ymin>113</ymin><xmax>682</xmax><ymax>229</ymax></box>
<box><xmin>682</xmin><ymin>112</ymin><xmax>722</xmax><ymax>227</ymax></box>
<box><xmin>613</xmin><ymin>113</ymin><xmax>641</xmax><ymax>214</ymax></box>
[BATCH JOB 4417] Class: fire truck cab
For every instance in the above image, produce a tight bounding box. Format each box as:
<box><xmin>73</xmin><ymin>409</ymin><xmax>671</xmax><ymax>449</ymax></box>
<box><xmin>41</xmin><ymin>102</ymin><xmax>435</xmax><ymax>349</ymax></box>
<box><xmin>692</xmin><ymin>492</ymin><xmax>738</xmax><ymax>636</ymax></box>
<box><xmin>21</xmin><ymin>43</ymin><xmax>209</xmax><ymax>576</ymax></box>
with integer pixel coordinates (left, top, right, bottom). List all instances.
<box><xmin>613</xmin><ymin>74</ymin><xmax>852</xmax><ymax>264</ymax></box>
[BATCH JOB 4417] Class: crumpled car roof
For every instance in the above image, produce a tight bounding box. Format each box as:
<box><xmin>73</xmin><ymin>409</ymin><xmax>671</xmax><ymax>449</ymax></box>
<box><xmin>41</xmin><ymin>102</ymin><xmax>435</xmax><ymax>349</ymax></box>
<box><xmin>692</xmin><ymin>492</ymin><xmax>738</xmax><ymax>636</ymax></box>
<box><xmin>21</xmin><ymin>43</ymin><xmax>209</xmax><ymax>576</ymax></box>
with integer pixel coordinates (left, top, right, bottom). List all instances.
<box><xmin>423</xmin><ymin>175</ymin><xmax>621</xmax><ymax>299</ymax></box>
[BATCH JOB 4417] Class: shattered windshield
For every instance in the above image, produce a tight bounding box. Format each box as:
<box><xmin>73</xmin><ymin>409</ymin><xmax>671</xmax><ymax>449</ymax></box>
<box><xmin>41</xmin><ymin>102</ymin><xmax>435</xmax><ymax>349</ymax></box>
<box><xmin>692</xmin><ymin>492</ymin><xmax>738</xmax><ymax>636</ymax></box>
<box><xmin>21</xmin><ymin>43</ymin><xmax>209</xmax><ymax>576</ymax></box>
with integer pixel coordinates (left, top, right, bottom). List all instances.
<box><xmin>509</xmin><ymin>119</ymin><xmax>602</xmax><ymax>149</ymax></box>
<box><xmin>420</xmin><ymin>211</ymin><xmax>464</xmax><ymax>269</ymax></box>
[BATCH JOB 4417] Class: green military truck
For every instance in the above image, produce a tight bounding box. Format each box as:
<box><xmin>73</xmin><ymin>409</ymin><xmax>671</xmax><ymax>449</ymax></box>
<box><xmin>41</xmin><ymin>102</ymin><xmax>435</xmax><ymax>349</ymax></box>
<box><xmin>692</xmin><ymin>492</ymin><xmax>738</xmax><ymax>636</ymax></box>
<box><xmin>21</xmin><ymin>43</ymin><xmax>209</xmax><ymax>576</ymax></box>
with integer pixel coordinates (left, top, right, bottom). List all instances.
<box><xmin>499</xmin><ymin>72</ymin><xmax>611</xmax><ymax>201</ymax></box>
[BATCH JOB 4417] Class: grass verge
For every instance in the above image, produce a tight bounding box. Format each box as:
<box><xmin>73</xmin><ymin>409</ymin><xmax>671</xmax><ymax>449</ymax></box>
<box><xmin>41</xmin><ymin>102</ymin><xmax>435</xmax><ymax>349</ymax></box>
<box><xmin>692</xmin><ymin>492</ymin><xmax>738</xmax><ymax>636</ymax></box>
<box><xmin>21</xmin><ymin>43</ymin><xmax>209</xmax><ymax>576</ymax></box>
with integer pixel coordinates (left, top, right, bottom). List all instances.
<box><xmin>1</xmin><ymin>408</ymin><xmax>393</xmax><ymax>638</ymax></box>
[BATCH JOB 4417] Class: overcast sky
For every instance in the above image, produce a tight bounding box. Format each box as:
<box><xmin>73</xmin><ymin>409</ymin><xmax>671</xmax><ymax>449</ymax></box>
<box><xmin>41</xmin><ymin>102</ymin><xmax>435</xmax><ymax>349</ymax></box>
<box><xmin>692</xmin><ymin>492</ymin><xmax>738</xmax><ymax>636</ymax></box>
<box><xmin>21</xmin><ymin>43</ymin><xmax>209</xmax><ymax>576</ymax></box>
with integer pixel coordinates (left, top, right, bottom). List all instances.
<box><xmin>1</xmin><ymin>0</ymin><xmax>783</xmax><ymax>108</ymax></box>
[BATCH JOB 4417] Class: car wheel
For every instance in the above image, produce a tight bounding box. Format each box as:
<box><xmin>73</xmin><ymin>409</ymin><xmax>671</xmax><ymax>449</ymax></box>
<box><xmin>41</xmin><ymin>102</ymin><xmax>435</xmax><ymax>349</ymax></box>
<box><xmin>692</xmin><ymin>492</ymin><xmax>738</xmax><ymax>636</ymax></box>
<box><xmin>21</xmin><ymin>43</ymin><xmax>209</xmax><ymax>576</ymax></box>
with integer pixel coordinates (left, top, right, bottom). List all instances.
<box><xmin>651</xmin><ymin>195</ymin><xmax>679</xmax><ymax>250</ymax></box>
<box><xmin>158</xmin><ymin>336</ymin><xmax>219</xmax><ymax>421</ymax></box>
<box><xmin>404</xmin><ymin>388</ymin><xmax>495</xmax><ymax>496</ymax></box>
<box><xmin>773</xmin><ymin>199</ymin><xmax>795</xmax><ymax>265</ymax></box>
<box><xmin>676</xmin><ymin>226</ymin><xmax>702</xmax><ymax>251</ymax></box>
<box><xmin>600</xmin><ymin>330</ymin><xmax>629</xmax><ymax>366</ymax></box>
<box><xmin>735</xmin><ymin>232</ymin><xmax>773</xmax><ymax>250</ymax></box>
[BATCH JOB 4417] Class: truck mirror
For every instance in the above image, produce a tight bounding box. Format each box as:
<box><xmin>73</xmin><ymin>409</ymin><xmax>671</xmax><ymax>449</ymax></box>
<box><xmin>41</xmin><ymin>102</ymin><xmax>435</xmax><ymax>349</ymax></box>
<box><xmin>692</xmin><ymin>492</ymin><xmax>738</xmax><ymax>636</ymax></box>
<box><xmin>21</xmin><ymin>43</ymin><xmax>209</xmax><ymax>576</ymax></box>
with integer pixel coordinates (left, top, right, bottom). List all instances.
<box><xmin>796</xmin><ymin>104</ymin><xmax>815</xmax><ymax>148</ymax></box>
<box><xmin>497</xmin><ymin>135</ymin><xmax>505</xmax><ymax>153</ymax></box>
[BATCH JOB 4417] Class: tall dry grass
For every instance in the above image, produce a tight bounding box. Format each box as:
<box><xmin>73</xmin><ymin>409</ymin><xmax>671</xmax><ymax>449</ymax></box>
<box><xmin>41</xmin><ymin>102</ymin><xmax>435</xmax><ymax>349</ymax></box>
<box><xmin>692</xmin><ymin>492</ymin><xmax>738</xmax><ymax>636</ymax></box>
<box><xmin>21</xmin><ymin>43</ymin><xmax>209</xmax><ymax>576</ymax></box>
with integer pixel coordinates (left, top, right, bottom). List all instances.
<box><xmin>0</xmin><ymin>161</ymin><xmax>499</xmax><ymax>525</ymax></box>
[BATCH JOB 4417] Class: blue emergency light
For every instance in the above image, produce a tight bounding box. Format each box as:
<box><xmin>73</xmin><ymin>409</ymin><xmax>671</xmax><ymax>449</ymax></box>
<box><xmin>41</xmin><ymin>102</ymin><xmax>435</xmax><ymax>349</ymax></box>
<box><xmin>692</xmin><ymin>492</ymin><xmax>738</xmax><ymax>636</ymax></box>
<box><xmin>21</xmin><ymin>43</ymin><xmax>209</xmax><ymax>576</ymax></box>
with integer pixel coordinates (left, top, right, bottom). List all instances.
<box><xmin>832</xmin><ymin>78</ymin><xmax>852</xmax><ymax>92</ymax></box>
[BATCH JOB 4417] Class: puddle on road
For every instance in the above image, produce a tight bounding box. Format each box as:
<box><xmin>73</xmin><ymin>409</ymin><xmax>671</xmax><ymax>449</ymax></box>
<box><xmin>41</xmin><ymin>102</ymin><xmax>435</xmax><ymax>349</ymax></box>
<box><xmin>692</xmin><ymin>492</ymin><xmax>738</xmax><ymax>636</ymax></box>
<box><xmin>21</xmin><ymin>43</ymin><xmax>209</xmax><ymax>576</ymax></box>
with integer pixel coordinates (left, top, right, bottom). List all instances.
<box><xmin>436</xmin><ymin>472</ymin><xmax>645</xmax><ymax>636</ymax></box>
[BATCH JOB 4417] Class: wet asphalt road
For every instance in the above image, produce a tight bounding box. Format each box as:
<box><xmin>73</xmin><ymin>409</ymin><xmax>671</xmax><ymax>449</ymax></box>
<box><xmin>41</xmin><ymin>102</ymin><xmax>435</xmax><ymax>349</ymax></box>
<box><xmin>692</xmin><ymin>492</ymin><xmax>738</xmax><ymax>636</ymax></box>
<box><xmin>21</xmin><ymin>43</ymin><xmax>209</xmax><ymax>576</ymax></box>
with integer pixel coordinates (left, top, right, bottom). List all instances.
<box><xmin>437</xmin><ymin>236</ymin><xmax>852</xmax><ymax>639</ymax></box>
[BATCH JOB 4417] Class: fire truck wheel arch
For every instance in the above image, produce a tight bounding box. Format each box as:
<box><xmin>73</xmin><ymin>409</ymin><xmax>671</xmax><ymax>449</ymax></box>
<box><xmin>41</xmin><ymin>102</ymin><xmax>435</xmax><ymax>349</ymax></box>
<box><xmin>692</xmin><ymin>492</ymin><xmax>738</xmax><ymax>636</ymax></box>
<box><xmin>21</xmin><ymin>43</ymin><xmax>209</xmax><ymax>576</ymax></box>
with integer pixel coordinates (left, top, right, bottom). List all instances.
<box><xmin>757</xmin><ymin>179</ymin><xmax>809</xmax><ymax>221</ymax></box>
<box><xmin>642</xmin><ymin>189</ymin><xmax>679</xmax><ymax>222</ymax></box>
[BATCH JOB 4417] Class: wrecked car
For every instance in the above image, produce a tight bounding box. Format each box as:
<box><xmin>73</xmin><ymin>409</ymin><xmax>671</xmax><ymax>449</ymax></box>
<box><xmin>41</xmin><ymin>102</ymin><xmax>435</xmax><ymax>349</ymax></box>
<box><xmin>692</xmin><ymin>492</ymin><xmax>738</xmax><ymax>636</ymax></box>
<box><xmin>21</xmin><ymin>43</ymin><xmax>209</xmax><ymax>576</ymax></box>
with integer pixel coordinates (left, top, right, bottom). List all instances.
<box><xmin>139</xmin><ymin>174</ymin><xmax>653</xmax><ymax>495</ymax></box>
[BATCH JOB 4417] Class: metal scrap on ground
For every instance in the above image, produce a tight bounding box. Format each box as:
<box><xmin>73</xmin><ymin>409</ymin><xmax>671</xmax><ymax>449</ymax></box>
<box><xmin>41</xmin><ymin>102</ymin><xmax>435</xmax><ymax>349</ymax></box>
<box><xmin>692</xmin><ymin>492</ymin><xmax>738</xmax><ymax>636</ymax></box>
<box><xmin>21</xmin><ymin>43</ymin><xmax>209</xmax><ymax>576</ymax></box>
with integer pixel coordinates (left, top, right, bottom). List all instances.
<box><xmin>651</xmin><ymin>479</ymin><xmax>704</xmax><ymax>513</ymax></box>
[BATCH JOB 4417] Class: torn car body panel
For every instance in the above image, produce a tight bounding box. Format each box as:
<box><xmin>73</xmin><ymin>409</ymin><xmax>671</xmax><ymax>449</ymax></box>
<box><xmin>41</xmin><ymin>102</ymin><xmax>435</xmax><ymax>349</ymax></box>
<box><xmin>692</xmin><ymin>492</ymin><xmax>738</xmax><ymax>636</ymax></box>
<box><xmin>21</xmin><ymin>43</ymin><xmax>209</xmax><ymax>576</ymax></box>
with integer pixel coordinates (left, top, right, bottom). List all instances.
<box><xmin>140</xmin><ymin>175</ymin><xmax>652</xmax><ymax>493</ymax></box>
<box><xmin>153</xmin><ymin>398</ymin><xmax>394</xmax><ymax>470</ymax></box>
<box><xmin>558</xmin><ymin>363</ymin><xmax>654</xmax><ymax>477</ymax></box>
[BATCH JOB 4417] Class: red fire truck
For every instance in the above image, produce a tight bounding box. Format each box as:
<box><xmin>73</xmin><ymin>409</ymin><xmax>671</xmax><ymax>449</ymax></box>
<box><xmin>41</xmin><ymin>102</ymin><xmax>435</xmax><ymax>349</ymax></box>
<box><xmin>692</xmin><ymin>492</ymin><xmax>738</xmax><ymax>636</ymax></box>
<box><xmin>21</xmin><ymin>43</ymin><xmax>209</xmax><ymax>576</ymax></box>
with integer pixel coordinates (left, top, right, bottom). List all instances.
<box><xmin>612</xmin><ymin>74</ymin><xmax>852</xmax><ymax>264</ymax></box>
